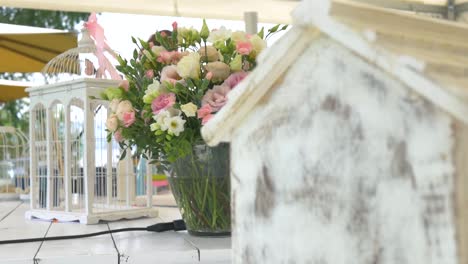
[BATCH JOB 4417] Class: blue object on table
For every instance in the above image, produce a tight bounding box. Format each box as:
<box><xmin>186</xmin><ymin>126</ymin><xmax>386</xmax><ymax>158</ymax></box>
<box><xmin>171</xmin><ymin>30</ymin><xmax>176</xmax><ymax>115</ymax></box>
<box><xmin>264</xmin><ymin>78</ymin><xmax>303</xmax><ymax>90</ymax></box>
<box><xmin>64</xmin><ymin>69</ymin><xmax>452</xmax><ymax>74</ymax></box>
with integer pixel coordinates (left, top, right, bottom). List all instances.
<box><xmin>136</xmin><ymin>156</ymin><xmax>146</xmax><ymax>196</ymax></box>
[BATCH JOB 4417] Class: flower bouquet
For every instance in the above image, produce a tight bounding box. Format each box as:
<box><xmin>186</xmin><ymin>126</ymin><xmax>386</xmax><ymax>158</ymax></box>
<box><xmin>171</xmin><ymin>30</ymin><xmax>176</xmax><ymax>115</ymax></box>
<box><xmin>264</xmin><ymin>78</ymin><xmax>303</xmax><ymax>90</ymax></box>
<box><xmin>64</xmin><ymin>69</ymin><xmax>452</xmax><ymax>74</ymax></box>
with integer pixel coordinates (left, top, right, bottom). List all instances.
<box><xmin>101</xmin><ymin>20</ymin><xmax>287</xmax><ymax>235</ymax></box>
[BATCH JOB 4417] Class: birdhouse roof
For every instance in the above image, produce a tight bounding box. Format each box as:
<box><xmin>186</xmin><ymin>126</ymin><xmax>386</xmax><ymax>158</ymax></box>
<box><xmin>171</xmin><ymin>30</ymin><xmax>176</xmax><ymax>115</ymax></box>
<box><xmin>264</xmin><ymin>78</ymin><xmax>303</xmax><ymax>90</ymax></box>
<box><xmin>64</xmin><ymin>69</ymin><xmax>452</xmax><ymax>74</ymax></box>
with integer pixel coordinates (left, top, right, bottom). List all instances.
<box><xmin>202</xmin><ymin>0</ymin><xmax>468</xmax><ymax>146</ymax></box>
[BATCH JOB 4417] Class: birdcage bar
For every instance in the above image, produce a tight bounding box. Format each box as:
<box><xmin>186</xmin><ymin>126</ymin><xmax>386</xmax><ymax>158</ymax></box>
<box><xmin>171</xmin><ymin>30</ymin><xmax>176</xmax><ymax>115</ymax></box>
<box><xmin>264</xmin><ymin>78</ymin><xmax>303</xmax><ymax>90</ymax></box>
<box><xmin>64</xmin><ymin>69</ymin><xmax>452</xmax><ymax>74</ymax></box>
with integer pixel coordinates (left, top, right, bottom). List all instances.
<box><xmin>83</xmin><ymin>97</ymin><xmax>94</xmax><ymax>215</ymax></box>
<box><xmin>29</xmin><ymin>109</ymin><xmax>37</xmax><ymax>209</ymax></box>
<box><xmin>106</xmin><ymin>121</ymin><xmax>112</xmax><ymax>206</ymax></box>
<box><xmin>64</xmin><ymin>104</ymin><xmax>72</xmax><ymax>212</ymax></box>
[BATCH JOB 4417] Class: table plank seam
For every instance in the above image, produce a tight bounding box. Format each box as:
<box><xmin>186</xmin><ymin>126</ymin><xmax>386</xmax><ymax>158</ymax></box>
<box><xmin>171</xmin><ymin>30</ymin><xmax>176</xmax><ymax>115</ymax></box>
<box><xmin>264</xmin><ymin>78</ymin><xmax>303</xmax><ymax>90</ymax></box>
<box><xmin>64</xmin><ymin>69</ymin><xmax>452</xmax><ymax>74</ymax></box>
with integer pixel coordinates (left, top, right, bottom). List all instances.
<box><xmin>0</xmin><ymin>201</ymin><xmax>23</xmax><ymax>223</ymax></box>
<box><xmin>107</xmin><ymin>222</ymin><xmax>124</xmax><ymax>264</ymax></box>
<box><xmin>33</xmin><ymin>222</ymin><xmax>52</xmax><ymax>264</ymax></box>
<box><xmin>183</xmin><ymin>237</ymin><xmax>201</xmax><ymax>262</ymax></box>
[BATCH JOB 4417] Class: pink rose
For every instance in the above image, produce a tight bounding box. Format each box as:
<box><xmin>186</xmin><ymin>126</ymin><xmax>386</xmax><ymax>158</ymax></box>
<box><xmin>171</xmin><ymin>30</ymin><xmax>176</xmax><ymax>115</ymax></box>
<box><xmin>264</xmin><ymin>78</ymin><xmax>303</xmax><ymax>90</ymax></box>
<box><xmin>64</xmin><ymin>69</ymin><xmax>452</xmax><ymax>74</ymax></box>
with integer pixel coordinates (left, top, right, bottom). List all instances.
<box><xmin>223</xmin><ymin>71</ymin><xmax>248</xmax><ymax>89</ymax></box>
<box><xmin>114</xmin><ymin>130</ymin><xmax>124</xmax><ymax>142</ymax></box>
<box><xmin>145</xmin><ymin>70</ymin><xmax>154</xmax><ymax>79</ymax></box>
<box><xmin>236</xmin><ymin>41</ymin><xmax>253</xmax><ymax>55</ymax></box>
<box><xmin>197</xmin><ymin>104</ymin><xmax>213</xmax><ymax>119</ymax></box>
<box><xmin>157</xmin><ymin>51</ymin><xmax>187</xmax><ymax>64</ymax></box>
<box><xmin>161</xmin><ymin>65</ymin><xmax>181</xmax><ymax>85</ymax></box>
<box><xmin>122</xmin><ymin>111</ymin><xmax>136</xmax><ymax>127</ymax></box>
<box><xmin>161</xmin><ymin>31</ymin><xmax>167</xmax><ymax>37</ymax></box>
<box><xmin>119</xmin><ymin>80</ymin><xmax>129</xmax><ymax>91</ymax></box>
<box><xmin>202</xmin><ymin>84</ymin><xmax>230</xmax><ymax>112</ymax></box>
<box><xmin>172</xmin><ymin>21</ymin><xmax>178</xmax><ymax>31</ymax></box>
<box><xmin>151</xmin><ymin>93</ymin><xmax>176</xmax><ymax>114</ymax></box>
<box><xmin>202</xmin><ymin>114</ymin><xmax>213</xmax><ymax>125</ymax></box>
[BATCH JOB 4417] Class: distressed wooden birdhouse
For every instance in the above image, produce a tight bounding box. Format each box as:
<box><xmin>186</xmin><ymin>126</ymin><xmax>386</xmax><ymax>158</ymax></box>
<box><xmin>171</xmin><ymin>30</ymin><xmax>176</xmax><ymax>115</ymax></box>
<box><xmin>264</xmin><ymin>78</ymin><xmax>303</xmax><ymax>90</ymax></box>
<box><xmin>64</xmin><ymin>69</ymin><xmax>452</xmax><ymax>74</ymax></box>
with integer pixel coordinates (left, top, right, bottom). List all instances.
<box><xmin>25</xmin><ymin>78</ymin><xmax>157</xmax><ymax>224</ymax></box>
<box><xmin>202</xmin><ymin>0</ymin><xmax>468</xmax><ymax>263</ymax></box>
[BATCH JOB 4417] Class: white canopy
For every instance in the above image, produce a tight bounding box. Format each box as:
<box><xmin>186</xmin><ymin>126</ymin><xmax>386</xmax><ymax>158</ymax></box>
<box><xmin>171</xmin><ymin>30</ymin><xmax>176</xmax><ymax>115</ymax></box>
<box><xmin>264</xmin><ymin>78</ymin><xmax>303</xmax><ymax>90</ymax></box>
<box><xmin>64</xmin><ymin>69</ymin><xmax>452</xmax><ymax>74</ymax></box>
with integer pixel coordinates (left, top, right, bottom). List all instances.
<box><xmin>0</xmin><ymin>23</ymin><xmax>65</xmax><ymax>34</ymax></box>
<box><xmin>2</xmin><ymin>0</ymin><xmax>468</xmax><ymax>24</ymax></box>
<box><xmin>0</xmin><ymin>0</ymin><xmax>299</xmax><ymax>24</ymax></box>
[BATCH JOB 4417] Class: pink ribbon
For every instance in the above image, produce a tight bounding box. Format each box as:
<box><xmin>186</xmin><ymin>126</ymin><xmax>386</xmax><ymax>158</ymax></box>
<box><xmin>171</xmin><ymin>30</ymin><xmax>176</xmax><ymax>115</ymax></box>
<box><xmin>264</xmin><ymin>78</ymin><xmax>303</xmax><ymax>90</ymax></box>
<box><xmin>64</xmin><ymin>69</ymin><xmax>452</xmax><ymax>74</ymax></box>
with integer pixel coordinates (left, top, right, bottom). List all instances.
<box><xmin>84</xmin><ymin>13</ymin><xmax>122</xmax><ymax>80</ymax></box>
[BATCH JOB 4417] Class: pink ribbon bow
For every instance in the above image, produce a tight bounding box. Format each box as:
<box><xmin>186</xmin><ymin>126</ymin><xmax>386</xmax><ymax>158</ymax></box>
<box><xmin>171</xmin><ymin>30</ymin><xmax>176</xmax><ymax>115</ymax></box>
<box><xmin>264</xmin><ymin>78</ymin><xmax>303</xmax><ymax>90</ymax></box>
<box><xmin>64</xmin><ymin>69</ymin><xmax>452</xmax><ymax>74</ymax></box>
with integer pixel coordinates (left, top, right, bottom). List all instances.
<box><xmin>84</xmin><ymin>13</ymin><xmax>122</xmax><ymax>80</ymax></box>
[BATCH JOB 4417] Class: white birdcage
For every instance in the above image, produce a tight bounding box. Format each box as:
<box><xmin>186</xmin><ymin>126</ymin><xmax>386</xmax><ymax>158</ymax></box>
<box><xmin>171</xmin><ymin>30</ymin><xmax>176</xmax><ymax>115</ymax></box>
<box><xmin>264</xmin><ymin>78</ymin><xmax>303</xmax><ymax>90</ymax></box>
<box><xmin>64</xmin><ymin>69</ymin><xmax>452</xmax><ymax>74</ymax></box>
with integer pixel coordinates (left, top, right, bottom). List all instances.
<box><xmin>0</xmin><ymin>126</ymin><xmax>29</xmax><ymax>201</ymax></box>
<box><xmin>24</xmin><ymin>28</ymin><xmax>157</xmax><ymax>224</ymax></box>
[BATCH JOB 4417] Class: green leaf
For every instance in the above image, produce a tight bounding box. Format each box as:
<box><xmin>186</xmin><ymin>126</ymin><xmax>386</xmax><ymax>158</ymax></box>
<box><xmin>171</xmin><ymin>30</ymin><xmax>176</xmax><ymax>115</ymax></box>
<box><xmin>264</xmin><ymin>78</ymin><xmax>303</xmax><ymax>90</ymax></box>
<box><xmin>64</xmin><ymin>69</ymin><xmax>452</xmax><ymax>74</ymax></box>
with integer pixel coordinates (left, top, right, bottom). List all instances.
<box><xmin>268</xmin><ymin>24</ymin><xmax>280</xmax><ymax>33</ymax></box>
<box><xmin>120</xmin><ymin>149</ymin><xmax>127</xmax><ymax>160</ymax></box>
<box><xmin>133</xmin><ymin>49</ymin><xmax>138</xmax><ymax>60</ymax></box>
<box><xmin>139</xmin><ymin>38</ymin><xmax>149</xmax><ymax>50</ymax></box>
<box><xmin>257</xmin><ymin>27</ymin><xmax>265</xmax><ymax>39</ymax></box>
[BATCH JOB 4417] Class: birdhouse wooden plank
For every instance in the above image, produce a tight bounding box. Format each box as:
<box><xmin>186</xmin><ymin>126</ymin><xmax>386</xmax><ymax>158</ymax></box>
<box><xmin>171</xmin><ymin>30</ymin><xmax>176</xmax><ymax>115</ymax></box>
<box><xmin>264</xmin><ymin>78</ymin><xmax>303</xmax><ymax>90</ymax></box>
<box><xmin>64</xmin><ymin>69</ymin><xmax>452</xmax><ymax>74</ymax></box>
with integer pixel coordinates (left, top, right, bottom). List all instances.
<box><xmin>202</xmin><ymin>0</ymin><xmax>468</xmax><ymax>263</ymax></box>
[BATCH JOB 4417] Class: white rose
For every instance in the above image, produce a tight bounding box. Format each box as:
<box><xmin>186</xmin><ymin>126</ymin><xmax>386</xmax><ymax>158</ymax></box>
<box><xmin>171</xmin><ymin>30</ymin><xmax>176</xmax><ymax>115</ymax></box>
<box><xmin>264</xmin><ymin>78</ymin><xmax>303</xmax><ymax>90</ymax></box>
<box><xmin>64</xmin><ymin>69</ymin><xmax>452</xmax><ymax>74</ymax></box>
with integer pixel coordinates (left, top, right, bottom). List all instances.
<box><xmin>150</xmin><ymin>122</ymin><xmax>159</xmax><ymax>132</ymax></box>
<box><xmin>155</xmin><ymin>110</ymin><xmax>171</xmax><ymax>131</ymax></box>
<box><xmin>144</xmin><ymin>80</ymin><xmax>167</xmax><ymax>104</ymax></box>
<box><xmin>180</xmin><ymin>103</ymin><xmax>198</xmax><ymax>117</ymax></box>
<box><xmin>177</xmin><ymin>52</ymin><xmax>201</xmax><ymax>79</ymax></box>
<box><xmin>151</xmin><ymin>45</ymin><xmax>166</xmax><ymax>56</ymax></box>
<box><xmin>207</xmin><ymin>26</ymin><xmax>232</xmax><ymax>44</ymax></box>
<box><xmin>231</xmin><ymin>31</ymin><xmax>247</xmax><ymax>42</ymax></box>
<box><xmin>109</xmin><ymin>99</ymin><xmax>120</xmax><ymax>113</ymax></box>
<box><xmin>116</xmin><ymin>100</ymin><xmax>134</xmax><ymax>121</ymax></box>
<box><xmin>249</xmin><ymin>35</ymin><xmax>267</xmax><ymax>55</ymax></box>
<box><xmin>165</xmin><ymin>116</ymin><xmax>186</xmax><ymax>136</ymax></box>
<box><xmin>105</xmin><ymin>114</ymin><xmax>119</xmax><ymax>132</ymax></box>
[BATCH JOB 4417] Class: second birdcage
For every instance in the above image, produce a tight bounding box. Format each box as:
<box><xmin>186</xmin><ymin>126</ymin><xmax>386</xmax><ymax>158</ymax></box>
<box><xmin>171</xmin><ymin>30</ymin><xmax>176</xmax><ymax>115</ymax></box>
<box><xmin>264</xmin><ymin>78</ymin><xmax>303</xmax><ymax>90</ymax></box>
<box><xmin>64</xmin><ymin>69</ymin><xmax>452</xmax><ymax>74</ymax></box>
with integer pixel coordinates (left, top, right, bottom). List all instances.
<box><xmin>0</xmin><ymin>126</ymin><xmax>29</xmax><ymax>201</ymax></box>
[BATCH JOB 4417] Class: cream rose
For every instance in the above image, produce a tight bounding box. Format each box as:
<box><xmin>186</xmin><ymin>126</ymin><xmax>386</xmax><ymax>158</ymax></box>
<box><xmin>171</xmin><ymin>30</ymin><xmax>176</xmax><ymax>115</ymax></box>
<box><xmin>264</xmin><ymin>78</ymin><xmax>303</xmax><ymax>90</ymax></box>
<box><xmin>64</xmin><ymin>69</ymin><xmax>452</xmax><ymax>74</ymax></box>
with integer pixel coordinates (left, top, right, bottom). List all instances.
<box><xmin>180</xmin><ymin>102</ymin><xmax>198</xmax><ymax>117</ymax></box>
<box><xmin>204</xmin><ymin>61</ymin><xmax>231</xmax><ymax>83</ymax></box>
<box><xmin>198</xmin><ymin>46</ymin><xmax>219</xmax><ymax>62</ymax></box>
<box><xmin>116</xmin><ymin>100</ymin><xmax>134</xmax><ymax>121</ymax></box>
<box><xmin>109</xmin><ymin>99</ymin><xmax>120</xmax><ymax>113</ymax></box>
<box><xmin>177</xmin><ymin>52</ymin><xmax>201</xmax><ymax>79</ymax></box>
<box><xmin>105</xmin><ymin>114</ymin><xmax>119</xmax><ymax>132</ymax></box>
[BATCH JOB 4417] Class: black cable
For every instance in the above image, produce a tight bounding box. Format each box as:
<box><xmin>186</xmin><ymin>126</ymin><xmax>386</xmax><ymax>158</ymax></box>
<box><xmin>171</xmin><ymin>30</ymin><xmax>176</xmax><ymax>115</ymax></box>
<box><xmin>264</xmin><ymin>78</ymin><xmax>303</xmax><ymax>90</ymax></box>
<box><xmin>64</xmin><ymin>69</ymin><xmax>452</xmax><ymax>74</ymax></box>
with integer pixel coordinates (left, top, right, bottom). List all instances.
<box><xmin>0</xmin><ymin>219</ymin><xmax>186</xmax><ymax>245</ymax></box>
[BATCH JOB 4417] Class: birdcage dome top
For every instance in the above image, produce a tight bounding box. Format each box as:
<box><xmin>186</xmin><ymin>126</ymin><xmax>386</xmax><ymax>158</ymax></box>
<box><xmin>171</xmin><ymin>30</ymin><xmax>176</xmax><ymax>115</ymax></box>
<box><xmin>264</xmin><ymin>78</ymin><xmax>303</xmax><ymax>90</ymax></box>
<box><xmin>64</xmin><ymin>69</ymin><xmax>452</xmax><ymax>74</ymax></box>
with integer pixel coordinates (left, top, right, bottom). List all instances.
<box><xmin>42</xmin><ymin>28</ymin><xmax>119</xmax><ymax>80</ymax></box>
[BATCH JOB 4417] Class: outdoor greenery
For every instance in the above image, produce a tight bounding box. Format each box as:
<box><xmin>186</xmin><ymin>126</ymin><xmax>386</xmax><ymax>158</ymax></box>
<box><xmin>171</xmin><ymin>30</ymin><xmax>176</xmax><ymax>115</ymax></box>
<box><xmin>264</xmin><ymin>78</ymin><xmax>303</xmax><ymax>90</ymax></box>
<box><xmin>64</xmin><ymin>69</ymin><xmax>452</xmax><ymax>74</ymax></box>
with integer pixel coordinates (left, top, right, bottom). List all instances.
<box><xmin>0</xmin><ymin>8</ymin><xmax>88</xmax><ymax>131</ymax></box>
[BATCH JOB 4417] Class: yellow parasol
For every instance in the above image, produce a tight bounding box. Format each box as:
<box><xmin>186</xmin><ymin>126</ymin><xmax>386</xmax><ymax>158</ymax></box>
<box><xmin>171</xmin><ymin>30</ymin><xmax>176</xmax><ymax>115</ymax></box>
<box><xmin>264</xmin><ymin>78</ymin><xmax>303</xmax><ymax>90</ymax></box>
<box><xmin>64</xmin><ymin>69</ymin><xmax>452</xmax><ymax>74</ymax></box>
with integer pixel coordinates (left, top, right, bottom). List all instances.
<box><xmin>0</xmin><ymin>23</ymin><xmax>77</xmax><ymax>73</ymax></box>
<box><xmin>0</xmin><ymin>80</ymin><xmax>31</xmax><ymax>102</ymax></box>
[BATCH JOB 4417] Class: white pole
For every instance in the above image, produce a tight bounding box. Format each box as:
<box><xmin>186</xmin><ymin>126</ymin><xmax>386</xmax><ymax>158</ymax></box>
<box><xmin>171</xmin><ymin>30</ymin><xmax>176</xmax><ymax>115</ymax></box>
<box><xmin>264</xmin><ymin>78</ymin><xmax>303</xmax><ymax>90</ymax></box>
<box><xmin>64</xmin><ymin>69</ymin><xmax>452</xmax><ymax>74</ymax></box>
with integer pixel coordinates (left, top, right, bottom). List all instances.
<box><xmin>244</xmin><ymin>11</ymin><xmax>258</xmax><ymax>34</ymax></box>
<box><xmin>146</xmin><ymin>157</ymin><xmax>153</xmax><ymax>208</ymax></box>
<box><xmin>83</xmin><ymin>99</ymin><xmax>95</xmax><ymax>215</ymax></box>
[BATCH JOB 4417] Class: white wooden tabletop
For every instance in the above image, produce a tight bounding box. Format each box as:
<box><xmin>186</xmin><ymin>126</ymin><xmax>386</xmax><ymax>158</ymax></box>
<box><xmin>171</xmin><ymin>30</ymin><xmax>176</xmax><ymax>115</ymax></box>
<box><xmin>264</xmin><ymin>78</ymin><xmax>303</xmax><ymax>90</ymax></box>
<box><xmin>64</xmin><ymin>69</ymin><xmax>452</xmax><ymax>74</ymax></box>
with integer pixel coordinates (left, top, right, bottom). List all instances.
<box><xmin>0</xmin><ymin>201</ymin><xmax>231</xmax><ymax>264</ymax></box>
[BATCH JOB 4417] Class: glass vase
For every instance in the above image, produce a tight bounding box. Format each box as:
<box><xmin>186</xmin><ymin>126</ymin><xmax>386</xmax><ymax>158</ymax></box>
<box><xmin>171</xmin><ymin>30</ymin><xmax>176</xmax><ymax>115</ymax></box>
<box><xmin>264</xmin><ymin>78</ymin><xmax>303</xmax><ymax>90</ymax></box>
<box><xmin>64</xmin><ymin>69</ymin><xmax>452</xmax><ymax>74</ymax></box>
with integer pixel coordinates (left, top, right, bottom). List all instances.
<box><xmin>169</xmin><ymin>143</ymin><xmax>230</xmax><ymax>236</ymax></box>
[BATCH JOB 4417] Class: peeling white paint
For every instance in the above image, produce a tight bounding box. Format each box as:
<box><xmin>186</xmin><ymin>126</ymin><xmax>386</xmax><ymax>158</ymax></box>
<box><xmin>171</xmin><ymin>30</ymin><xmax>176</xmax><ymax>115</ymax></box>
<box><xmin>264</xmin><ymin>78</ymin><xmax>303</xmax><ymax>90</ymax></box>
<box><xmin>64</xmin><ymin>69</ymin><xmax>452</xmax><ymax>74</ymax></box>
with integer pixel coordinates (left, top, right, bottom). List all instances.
<box><xmin>231</xmin><ymin>37</ymin><xmax>457</xmax><ymax>264</ymax></box>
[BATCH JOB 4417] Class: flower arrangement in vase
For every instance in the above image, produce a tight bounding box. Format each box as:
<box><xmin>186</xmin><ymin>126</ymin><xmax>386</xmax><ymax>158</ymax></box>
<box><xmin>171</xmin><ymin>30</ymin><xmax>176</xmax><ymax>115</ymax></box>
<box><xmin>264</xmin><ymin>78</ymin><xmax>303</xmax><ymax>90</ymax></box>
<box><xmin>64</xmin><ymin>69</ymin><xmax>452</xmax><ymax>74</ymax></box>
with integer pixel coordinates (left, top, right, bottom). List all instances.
<box><xmin>101</xmin><ymin>20</ymin><xmax>287</xmax><ymax>236</ymax></box>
